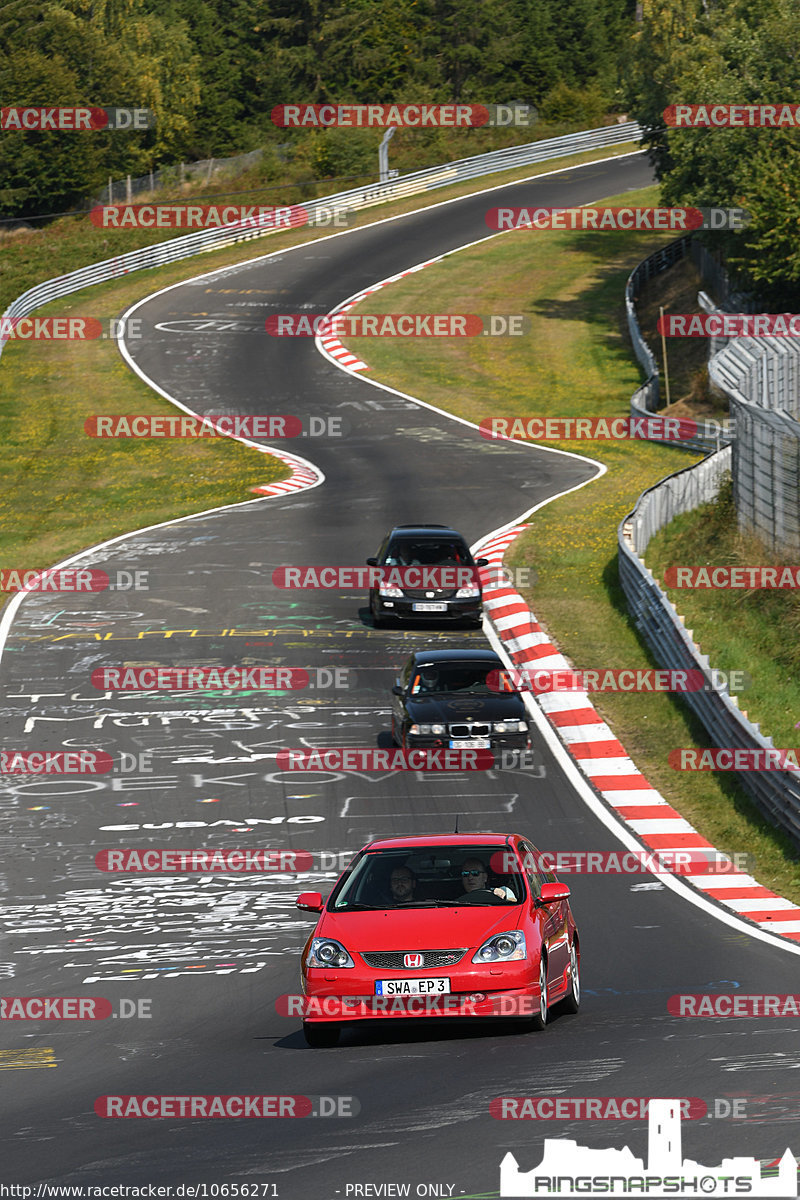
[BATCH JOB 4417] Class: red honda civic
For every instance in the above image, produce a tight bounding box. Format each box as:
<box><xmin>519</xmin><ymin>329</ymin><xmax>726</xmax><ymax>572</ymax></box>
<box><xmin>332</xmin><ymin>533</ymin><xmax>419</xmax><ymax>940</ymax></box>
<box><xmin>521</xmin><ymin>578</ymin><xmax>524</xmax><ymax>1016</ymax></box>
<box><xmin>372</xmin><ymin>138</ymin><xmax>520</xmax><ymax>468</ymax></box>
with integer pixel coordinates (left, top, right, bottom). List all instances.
<box><xmin>294</xmin><ymin>832</ymin><xmax>579</xmax><ymax>1046</ymax></box>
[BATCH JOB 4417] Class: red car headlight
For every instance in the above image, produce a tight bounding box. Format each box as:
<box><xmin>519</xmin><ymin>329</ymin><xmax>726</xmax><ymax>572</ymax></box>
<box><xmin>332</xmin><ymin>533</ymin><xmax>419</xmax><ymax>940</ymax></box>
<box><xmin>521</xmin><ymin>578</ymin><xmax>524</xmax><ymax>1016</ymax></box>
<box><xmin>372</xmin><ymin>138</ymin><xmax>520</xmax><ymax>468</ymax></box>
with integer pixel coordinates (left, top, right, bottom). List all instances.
<box><xmin>472</xmin><ymin>931</ymin><xmax>527</xmax><ymax>963</ymax></box>
<box><xmin>306</xmin><ymin>938</ymin><xmax>355</xmax><ymax>968</ymax></box>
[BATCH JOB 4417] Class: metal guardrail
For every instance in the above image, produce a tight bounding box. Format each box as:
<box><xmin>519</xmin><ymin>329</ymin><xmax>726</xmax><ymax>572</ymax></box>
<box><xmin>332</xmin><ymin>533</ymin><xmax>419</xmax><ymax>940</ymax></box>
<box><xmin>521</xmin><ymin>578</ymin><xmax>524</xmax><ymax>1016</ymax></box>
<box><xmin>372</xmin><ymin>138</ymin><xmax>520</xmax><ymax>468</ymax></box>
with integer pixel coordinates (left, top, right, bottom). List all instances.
<box><xmin>618</xmin><ymin>452</ymin><xmax>800</xmax><ymax>847</ymax></box>
<box><xmin>625</xmin><ymin>234</ymin><xmax>734</xmax><ymax>455</ymax></box>
<box><xmin>0</xmin><ymin>121</ymin><xmax>642</xmax><ymax>361</ymax></box>
<box><xmin>619</xmin><ymin>244</ymin><xmax>800</xmax><ymax>847</ymax></box>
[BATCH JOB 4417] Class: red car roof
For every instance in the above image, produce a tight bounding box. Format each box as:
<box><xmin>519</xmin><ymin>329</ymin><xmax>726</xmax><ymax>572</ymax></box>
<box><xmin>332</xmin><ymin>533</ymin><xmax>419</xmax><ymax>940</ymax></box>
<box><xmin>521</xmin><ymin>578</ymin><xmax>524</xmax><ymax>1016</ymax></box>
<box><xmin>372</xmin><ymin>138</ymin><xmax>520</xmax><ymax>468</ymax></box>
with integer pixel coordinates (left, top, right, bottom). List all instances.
<box><xmin>363</xmin><ymin>832</ymin><xmax>520</xmax><ymax>851</ymax></box>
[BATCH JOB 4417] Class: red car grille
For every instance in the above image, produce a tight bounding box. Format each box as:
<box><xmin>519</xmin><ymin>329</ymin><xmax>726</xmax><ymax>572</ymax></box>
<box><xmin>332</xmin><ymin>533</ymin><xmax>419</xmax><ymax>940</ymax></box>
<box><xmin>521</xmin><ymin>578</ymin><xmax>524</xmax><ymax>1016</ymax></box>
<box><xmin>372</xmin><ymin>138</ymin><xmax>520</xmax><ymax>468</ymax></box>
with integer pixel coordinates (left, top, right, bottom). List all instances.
<box><xmin>362</xmin><ymin>949</ymin><xmax>466</xmax><ymax>969</ymax></box>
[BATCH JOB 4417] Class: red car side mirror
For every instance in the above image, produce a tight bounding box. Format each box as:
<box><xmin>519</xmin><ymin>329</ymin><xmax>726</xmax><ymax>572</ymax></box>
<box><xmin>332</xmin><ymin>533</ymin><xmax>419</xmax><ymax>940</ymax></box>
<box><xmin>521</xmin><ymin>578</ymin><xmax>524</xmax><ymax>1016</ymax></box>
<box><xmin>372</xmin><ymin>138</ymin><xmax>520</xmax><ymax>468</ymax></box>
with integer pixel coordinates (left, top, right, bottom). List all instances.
<box><xmin>536</xmin><ymin>881</ymin><xmax>570</xmax><ymax>906</ymax></box>
<box><xmin>296</xmin><ymin>891</ymin><xmax>324</xmax><ymax>913</ymax></box>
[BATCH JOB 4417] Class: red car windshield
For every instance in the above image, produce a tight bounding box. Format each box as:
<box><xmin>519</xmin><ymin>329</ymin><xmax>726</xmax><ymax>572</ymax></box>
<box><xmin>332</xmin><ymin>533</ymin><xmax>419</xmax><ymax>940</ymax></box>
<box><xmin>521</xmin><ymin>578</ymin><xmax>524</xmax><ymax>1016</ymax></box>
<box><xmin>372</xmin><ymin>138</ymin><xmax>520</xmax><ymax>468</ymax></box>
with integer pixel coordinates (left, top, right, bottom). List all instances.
<box><xmin>329</xmin><ymin>846</ymin><xmax>525</xmax><ymax>910</ymax></box>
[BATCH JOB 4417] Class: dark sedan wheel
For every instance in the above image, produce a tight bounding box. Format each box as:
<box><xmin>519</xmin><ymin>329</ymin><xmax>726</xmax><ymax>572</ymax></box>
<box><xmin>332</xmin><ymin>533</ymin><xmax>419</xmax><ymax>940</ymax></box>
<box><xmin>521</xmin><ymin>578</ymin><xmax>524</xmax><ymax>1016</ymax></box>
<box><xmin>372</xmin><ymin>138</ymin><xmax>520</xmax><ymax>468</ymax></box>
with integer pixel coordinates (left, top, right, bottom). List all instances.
<box><xmin>303</xmin><ymin>1022</ymin><xmax>340</xmax><ymax>1048</ymax></box>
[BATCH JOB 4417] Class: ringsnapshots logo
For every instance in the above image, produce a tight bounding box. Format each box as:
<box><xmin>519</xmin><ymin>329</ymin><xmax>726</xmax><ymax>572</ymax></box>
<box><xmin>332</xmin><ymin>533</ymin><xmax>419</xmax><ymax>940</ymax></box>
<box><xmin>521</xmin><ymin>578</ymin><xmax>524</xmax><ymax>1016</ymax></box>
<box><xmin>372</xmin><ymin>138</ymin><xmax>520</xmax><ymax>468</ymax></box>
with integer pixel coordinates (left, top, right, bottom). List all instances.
<box><xmin>665</xmin><ymin>103</ymin><xmax>800</xmax><ymax>128</ymax></box>
<box><xmin>485</xmin><ymin>206</ymin><xmax>749</xmax><ymax>232</ymax></box>
<box><xmin>266</xmin><ymin>313</ymin><xmax>528</xmax><ymax>337</ymax></box>
<box><xmin>84</xmin><ymin>414</ymin><xmax>344</xmax><ymax>439</ymax></box>
<box><xmin>498</xmin><ymin>1099</ymin><xmax>798</xmax><ymax>1197</ymax></box>
<box><xmin>271</xmin><ymin>102</ymin><xmax>536</xmax><ymax>128</ymax></box>
<box><xmin>1</xmin><ymin>106</ymin><xmax>154</xmax><ymax>131</ymax></box>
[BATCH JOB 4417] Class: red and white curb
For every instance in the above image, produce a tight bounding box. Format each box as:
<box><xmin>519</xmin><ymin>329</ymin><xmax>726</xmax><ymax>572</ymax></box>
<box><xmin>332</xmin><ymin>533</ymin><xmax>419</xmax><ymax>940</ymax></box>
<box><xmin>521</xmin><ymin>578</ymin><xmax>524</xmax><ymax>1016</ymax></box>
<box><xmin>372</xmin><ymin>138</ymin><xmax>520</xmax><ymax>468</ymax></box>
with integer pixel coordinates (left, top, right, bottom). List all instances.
<box><xmin>249</xmin><ymin>448</ymin><xmax>323</xmax><ymax>497</ymax></box>
<box><xmin>316</xmin><ymin>256</ymin><xmax>445</xmax><ymax>374</ymax></box>
<box><xmin>475</xmin><ymin>528</ymin><xmax>800</xmax><ymax>946</ymax></box>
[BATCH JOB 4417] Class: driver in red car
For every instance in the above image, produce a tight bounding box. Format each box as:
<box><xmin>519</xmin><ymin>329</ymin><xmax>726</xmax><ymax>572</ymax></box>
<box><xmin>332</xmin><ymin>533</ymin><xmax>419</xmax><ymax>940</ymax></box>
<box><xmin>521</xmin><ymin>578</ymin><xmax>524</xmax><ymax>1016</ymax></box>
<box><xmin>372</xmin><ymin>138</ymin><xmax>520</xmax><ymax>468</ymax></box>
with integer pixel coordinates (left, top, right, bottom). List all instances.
<box><xmin>461</xmin><ymin>857</ymin><xmax>515</xmax><ymax>900</ymax></box>
<box><xmin>389</xmin><ymin>865</ymin><xmax>418</xmax><ymax>905</ymax></box>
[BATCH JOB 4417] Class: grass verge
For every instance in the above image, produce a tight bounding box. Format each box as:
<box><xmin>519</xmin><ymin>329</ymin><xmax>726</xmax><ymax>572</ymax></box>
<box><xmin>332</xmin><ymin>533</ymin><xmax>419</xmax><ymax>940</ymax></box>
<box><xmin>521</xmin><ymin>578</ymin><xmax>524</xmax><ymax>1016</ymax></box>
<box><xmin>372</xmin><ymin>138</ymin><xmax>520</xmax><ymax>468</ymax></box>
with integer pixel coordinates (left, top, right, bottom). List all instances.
<box><xmin>338</xmin><ymin>183</ymin><xmax>800</xmax><ymax>903</ymax></box>
<box><xmin>646</xmin><ymin>477</ymin><xmax>800</xmax><ymax>751</ymax></box>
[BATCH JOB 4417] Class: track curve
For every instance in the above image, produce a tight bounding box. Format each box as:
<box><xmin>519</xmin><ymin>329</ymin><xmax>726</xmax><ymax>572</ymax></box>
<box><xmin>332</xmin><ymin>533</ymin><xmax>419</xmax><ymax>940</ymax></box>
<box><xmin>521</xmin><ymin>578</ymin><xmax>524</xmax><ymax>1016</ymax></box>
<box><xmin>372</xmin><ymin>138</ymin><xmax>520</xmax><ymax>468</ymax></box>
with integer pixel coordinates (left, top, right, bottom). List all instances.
<box><xmin>2</xmin><ymin>152</ymin><xmax>798</xmax><ymax>1195</ymax></box>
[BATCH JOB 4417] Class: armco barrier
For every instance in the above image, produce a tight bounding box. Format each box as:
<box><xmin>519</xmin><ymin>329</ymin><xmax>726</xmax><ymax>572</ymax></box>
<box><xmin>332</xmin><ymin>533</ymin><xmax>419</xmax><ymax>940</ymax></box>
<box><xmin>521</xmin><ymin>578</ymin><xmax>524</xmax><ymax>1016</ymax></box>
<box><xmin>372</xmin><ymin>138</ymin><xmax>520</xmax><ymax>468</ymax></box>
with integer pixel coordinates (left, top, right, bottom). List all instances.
<box><xmin>0</xmin><ymin>121</ymin><xmax>641</xmax><ymax>362</ymax></box>
<box><xmin>618</xmin><ymin>454</ymin><xmax>800</xmax><ymax>847</ymax></box>
<box><xmin>625</xmin><ymin>234</ymin><xmax>733</xmax><ymax>455</ymax></box>
<box><xmin>619</xmin><ymin>242</ymin><xmax>800</xmax><ymax>846</ymax></box>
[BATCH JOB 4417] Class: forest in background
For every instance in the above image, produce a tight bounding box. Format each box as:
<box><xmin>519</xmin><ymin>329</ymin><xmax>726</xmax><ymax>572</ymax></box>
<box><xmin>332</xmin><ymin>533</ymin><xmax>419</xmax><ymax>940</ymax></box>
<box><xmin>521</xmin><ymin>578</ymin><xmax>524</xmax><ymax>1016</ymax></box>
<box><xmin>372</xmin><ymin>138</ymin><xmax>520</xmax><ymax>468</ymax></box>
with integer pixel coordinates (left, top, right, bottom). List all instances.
<box><xmin>3</xmin><ymin>0</ymin><xmax>800</xmax><ymax>303</ymax></box>
<box><xmin>0</xmin><ymin>0</ymin><xmax>635</xmax><ymax>218</ymax></box>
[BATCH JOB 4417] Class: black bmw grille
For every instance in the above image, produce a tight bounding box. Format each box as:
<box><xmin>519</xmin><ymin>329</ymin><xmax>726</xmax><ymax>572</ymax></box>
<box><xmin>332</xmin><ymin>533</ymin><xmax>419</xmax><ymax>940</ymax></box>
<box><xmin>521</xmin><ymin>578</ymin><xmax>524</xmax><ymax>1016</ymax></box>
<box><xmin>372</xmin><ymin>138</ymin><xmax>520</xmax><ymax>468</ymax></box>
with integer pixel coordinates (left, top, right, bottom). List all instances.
<box><xmin>448</xmin><ymin>722</ymin><xmax>491</xmax><ymax>738</ymax></box>
<box><xmin>362</xmin><ymin>949</ymin><xmax>466</xmax><ymax>969</ymax></box>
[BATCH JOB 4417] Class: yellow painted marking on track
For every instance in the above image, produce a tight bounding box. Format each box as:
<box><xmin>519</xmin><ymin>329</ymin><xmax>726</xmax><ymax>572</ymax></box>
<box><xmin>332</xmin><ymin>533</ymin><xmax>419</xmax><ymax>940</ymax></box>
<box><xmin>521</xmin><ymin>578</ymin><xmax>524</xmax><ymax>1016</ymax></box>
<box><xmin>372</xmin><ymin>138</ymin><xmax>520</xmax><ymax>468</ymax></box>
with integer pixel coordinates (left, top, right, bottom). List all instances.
<box><xmin>0</xmin><ymin>1047</ymin><xmax>57</xmax><ymax>1070</ymax></box>
<box><xmin>13</xmin><ymin>627</ymin><xmax>472</xmax><ymax>644</ymax></box>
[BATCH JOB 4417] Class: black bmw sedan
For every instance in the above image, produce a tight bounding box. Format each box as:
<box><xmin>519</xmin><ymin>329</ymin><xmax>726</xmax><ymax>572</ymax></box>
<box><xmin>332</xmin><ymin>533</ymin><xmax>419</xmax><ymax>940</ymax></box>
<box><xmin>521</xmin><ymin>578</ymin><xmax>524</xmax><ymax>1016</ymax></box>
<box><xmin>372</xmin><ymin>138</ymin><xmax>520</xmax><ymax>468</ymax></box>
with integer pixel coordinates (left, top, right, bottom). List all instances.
<box><xmin>390</xmin><ymin>648</ymin><xmax>530</xmax><ymax>751</ymax></box>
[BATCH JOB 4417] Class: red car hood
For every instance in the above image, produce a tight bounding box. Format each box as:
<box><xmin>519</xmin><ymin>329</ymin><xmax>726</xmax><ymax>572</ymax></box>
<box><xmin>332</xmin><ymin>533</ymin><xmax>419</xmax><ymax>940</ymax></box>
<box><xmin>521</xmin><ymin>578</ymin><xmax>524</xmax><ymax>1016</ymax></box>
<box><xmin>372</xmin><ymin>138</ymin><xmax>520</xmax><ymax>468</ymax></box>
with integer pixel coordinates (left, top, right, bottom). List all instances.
<box><xmin>317</xmin><ymin>905</ymin><xmax>522</xmax><ymax>951</ymax></box>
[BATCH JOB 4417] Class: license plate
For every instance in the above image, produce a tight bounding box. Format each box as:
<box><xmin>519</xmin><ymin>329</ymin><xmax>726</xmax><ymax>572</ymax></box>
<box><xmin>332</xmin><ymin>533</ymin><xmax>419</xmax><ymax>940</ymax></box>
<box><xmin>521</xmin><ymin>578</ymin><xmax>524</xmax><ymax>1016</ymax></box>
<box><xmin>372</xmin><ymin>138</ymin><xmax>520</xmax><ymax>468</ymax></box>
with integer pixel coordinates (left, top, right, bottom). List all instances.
<box><xmin>375</xmin><ymin>977</ymin><xmax>451</xmax><ymax>996</ymax></box>
<box><xmin>450</xmin><ymin>738</ymin><xmax>490</xmax><ymax>749</ymax></box>
<box><xmin>412</xmin><ymin>602</ymin><xmax>447</xmax><ymax>612</ymax></box>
